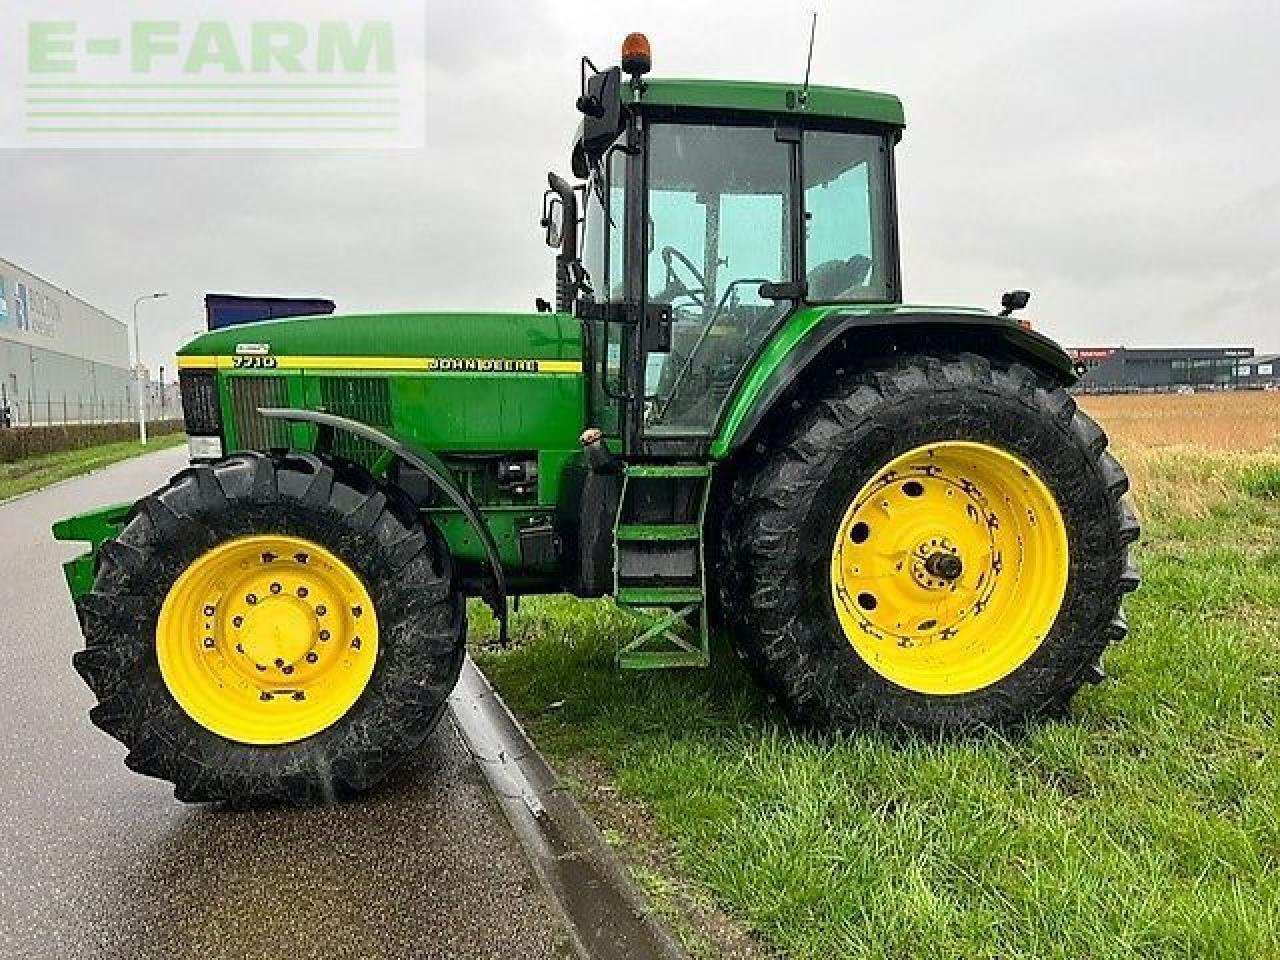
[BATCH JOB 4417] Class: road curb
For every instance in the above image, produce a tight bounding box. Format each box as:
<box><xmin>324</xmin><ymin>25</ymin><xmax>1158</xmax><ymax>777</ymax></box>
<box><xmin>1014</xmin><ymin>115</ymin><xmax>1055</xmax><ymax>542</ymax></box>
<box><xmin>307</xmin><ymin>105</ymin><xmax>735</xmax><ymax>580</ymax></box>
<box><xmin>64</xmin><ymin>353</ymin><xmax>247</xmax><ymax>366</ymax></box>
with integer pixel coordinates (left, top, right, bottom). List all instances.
<box><xmin>449</xmin><ymin>656</ymin><xmax>688</xmax><ymax>960</ymax></box>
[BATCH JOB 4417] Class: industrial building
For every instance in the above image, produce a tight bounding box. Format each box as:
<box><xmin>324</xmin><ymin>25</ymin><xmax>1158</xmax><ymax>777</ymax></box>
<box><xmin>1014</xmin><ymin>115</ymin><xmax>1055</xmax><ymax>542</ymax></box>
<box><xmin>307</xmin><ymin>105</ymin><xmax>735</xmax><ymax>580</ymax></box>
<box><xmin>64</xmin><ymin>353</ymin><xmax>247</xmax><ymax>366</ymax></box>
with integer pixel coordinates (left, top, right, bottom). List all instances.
<box><xmin>0</xmin><ymin>257</ymin><xmax>134</xmax><ymax>426</ymax></box>
<box><xmin>1236</xmin><ymin>353</ymin><xmax>1280</xmax><ymax>389</ymax></box>
<box><xmin>1068</xmin><ymin>346</ymin><xmax>1258</xmax><ymax>392</ymax></box>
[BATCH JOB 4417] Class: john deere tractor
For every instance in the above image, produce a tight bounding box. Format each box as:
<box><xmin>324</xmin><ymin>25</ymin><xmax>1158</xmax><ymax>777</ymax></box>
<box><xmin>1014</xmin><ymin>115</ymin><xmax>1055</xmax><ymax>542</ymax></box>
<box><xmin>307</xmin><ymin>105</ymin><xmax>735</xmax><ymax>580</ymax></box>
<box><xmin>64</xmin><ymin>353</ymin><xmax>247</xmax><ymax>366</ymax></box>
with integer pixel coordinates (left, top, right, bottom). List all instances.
<box><xmin>54</xmin><ymin>35</ymin><xmax>1138</xmax><ymax>805</ymax></box>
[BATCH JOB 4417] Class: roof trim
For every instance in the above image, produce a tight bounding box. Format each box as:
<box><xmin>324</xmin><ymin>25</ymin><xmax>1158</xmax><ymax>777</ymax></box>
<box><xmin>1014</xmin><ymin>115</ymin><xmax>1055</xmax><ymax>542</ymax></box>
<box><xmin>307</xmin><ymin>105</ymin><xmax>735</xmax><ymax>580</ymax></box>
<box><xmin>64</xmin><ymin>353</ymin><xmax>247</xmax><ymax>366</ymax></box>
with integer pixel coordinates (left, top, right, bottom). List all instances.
<box><xmin>623</xmin><ymin>77</ymin><xmax>904</xmax><ymax>127</ymax></box>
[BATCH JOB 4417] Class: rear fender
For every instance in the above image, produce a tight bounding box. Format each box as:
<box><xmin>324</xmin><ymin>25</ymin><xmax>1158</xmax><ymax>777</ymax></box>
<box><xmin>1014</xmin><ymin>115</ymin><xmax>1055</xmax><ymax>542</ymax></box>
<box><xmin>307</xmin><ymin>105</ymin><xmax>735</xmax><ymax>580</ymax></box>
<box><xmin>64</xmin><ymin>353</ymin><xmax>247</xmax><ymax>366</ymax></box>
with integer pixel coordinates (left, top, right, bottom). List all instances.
<box><xmin>711</xmin><ymin>310</ymin><xmax>1079</xmax><ymax>459</ymax></box>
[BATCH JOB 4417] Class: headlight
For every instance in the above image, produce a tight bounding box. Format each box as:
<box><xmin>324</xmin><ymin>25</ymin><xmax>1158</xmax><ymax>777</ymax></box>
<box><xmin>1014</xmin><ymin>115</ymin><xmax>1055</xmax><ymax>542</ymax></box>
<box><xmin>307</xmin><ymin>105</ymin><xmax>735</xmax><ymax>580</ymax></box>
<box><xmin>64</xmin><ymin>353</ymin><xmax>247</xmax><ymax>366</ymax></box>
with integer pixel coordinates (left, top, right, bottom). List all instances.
<box><xmin>178</xmin><ymin>369</ymin><xmax>222</xmax><ymax>436</ymax></box>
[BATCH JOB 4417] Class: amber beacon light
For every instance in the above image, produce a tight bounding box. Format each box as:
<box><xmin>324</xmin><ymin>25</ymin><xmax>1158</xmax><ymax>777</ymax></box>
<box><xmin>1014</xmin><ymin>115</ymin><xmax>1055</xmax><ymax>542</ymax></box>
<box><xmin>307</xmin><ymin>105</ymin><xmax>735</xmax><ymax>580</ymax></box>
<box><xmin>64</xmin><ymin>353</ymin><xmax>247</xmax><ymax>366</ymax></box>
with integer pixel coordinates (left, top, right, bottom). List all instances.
<box><xmin>621</xmin><ymin>33</ymin><xmax>652</xmax><ymax>76</ymax></box>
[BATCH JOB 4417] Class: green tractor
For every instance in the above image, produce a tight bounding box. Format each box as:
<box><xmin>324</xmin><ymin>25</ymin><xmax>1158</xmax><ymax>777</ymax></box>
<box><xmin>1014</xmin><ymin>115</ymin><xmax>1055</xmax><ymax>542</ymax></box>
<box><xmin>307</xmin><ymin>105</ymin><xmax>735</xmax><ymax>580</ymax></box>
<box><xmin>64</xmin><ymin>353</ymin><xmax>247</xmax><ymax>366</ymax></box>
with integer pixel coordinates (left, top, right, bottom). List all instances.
<box><xmin>55</xmin><ymin>35</ymin><xmax>1138</xmax><ymax>805</ymax></box>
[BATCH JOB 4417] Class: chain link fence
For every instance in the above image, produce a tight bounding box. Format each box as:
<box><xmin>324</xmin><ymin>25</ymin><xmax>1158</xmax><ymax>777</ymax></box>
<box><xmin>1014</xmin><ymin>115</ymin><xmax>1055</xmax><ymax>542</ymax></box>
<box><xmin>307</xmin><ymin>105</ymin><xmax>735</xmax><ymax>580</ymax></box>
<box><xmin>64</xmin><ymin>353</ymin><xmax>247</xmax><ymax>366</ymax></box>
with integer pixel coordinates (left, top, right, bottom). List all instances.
<box><xmin>0</xmin><ymin>389</ymin><xmax>180</xmax><ymax>429</ymax></box>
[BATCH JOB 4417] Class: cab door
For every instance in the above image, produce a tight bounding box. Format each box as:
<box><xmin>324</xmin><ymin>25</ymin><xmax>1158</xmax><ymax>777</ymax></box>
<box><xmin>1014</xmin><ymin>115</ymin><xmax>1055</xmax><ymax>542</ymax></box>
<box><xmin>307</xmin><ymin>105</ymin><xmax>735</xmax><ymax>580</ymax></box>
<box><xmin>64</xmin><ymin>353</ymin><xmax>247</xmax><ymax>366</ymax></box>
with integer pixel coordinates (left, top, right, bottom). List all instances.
<box><xmin>638</xmin><ymin>120</ymin><xmax>797</xmax><ymax>454</ymax></box>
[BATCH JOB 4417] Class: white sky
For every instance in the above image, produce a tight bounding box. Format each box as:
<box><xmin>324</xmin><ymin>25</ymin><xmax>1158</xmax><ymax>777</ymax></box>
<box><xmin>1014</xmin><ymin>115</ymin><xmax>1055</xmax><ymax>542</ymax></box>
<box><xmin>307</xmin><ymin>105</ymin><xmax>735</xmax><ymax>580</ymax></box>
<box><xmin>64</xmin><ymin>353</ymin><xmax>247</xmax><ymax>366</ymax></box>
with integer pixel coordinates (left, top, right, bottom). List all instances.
<box><xmin>2</xmin><ymin>0</ymin><xmax>1276</xmax><ymax>374</ymax></box>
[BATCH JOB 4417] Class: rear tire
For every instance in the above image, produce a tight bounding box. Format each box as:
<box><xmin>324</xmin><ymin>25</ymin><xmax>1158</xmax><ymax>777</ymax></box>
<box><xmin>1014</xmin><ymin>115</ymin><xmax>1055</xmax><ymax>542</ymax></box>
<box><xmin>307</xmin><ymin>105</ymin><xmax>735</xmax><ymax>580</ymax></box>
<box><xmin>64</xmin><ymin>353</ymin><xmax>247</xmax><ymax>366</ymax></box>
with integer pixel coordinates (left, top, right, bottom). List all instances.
<box><xmin>73</xmin><ymin>451</ymin><xmax>465</xmax><ymax>805</ymax></box>
<box><xmin>721</xmin><ymin>353</ymin><xmax>1139</xmax><ymax>735</ymax></box>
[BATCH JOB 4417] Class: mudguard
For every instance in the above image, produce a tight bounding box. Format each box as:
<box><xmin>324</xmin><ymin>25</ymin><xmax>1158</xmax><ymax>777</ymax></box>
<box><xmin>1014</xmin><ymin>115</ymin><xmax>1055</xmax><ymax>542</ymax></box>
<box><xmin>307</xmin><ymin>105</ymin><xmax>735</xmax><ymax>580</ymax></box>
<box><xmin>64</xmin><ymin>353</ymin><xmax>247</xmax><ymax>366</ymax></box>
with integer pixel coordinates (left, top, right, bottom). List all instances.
<box><xmin>711</xmin><ymin>309</ymin><xmax>1079</xmax><ymax>459</ymax></box>
<box><xmin>258</xmin><ymin>407</ymin><xmax>509</xmax><ymax>644</ymax></box>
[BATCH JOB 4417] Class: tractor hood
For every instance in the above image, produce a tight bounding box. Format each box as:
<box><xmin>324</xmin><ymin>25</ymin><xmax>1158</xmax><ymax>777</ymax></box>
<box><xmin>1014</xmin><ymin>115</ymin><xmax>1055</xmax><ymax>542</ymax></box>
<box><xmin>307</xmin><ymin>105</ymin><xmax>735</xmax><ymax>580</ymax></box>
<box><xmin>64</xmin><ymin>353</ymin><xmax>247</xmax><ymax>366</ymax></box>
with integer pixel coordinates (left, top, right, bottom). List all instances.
<box><xmin>176</xmin><ymin>310</ymin><xmax>583</xmax><ymax>371</ymax></box>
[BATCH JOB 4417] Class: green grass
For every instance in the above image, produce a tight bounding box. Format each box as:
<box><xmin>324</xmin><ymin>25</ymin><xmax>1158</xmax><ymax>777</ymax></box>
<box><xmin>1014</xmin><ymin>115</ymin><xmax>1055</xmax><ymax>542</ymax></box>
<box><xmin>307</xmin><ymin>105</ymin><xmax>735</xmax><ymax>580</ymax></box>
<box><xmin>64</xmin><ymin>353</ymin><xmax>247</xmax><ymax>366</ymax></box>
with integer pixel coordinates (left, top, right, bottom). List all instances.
<box><xmin>1239</xmin><ymin>463</ymin><xmax>1280</xmax><ymax>500</ymax></box>
<box><xmin>475</xmin><ymin>449</ymin><xmax>1280</xmax><ymax>960</ymax></box>
<box><xmin>0</xmin><ymin>431</ymin><xmax>186</xmax><ymax>501</ymax></box>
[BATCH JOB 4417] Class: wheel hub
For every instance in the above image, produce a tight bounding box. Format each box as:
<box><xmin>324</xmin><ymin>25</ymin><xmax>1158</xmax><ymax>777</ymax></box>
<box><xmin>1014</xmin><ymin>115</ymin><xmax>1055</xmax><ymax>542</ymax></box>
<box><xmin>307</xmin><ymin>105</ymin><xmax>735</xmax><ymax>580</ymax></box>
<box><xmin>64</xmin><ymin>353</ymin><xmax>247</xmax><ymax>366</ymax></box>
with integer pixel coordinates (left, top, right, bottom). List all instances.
<box><xmin>237</xmin><ymin>599</ymin><xmax>316</xmax><ymax>672</ymax></box>
<box><xmin>829</xmin><ymin>441</ymin><xmax>1069</xmax><ymax>695</ymax></box>
<box><xmin>156</xmin><ymin>535</ymin><xmax>379</xmax><ymax>744</ymax></box>
<box><xmin>923</xmin><ymin>550</ymin><xmax>963</xmax><ymax>582</ymax></box>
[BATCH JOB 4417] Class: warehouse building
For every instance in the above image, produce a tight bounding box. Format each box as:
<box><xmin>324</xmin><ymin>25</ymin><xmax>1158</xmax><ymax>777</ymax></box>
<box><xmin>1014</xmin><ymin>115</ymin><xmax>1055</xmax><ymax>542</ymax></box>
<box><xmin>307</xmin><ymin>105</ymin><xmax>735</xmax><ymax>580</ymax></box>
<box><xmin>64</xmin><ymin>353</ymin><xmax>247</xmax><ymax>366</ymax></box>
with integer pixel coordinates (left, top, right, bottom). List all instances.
<box><xmin>0</xmin><ymin>257</ymin><xmax>135</xmax><ymax>426</ymax></box>
<box><xmin>1068</xmin><ymin>346</ymin><xmax>1256</xmax><ymax>392</ymax></box>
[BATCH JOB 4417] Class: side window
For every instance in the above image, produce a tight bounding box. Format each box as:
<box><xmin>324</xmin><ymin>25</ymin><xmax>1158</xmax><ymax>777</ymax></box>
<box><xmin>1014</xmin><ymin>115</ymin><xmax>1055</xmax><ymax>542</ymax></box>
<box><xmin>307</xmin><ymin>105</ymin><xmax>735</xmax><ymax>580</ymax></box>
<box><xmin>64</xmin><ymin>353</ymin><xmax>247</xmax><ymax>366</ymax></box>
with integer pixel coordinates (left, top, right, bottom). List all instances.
<box><xmin>803</xmin><ymin>132</ymin><xmax>888</xmax><ymax>301</ymax></box>
<box><xmin>807</xmin><ymin>164</ymin><xmax>871</xmax><ymax>265</ymax></box>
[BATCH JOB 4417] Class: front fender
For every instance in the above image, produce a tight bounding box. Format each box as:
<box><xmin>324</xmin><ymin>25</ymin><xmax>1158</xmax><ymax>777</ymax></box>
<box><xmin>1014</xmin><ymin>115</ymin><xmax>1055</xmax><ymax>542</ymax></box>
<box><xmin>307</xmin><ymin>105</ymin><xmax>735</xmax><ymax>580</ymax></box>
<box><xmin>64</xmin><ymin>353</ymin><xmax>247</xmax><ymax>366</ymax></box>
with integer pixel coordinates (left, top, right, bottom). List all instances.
<box><xmin>710</xmin><ymin>307</ymin><xmax>1078</xmax><ymax>459</ymax></box>
<box><xmin>259</xmin><ymin>408</ymin><xmax>509</xmax><ymax>644</ymax></box>
<box><xmin>52</xmin><ymin>503</ymin><xmax>133</xmax><ymax>601</ymax></box>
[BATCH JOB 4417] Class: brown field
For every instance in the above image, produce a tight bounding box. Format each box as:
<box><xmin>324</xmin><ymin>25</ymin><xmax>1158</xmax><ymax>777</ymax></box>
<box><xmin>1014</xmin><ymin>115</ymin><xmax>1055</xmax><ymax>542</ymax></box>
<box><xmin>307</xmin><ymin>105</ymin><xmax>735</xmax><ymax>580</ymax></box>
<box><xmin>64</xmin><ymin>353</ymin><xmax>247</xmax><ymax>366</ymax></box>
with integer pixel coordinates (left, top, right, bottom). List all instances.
<box><xmin>1079</xmin><ymin>391</ymin><xmax>1280</xmax><ymax>521</ymax></box>
<box><xmin>1079</xmin><ymin>390</ymin><xmax>1280</xmax><ymax>452</ymax></box>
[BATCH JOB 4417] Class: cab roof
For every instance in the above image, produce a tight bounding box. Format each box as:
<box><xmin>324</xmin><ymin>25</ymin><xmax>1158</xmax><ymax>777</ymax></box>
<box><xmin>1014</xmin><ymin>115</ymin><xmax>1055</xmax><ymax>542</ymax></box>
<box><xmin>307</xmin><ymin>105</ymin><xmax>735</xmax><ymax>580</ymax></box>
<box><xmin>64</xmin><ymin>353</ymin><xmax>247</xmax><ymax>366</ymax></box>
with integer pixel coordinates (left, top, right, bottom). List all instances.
<box><xmin>622</xmin><ymin>77</ymin><xmax>905</xmax><ymax>128</ymax></box>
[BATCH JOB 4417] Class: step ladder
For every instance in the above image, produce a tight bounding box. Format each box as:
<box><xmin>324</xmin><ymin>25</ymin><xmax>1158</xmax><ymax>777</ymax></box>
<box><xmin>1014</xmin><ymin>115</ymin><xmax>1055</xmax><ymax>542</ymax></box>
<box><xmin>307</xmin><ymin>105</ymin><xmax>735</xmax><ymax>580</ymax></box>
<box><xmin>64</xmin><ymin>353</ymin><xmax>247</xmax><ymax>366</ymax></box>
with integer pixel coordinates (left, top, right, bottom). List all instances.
<box><xmin>613</xmin><ymin>463</ymin><xmax>713</xmax><ymax>669</ymax></box>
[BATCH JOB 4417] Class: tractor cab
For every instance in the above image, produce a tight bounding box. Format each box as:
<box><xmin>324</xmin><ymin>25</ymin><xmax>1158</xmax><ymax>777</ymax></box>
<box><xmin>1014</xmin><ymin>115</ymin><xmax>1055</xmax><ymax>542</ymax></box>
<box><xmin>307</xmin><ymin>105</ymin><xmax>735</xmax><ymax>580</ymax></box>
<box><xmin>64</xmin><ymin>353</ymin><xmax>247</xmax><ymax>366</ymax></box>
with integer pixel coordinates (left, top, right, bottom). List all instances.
<box><xmin>551</xmin><ymin>34</ymin><xmax>904</xmax><ymax>455</ymax></box>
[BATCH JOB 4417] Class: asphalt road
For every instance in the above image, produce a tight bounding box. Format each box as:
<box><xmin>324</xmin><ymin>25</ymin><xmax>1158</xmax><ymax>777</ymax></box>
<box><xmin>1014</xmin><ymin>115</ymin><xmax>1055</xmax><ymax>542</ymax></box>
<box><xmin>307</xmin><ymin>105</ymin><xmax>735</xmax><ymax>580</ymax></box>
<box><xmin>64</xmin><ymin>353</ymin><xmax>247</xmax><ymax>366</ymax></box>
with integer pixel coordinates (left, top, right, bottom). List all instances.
<box><xmin>0</xmin><ymin>447</ymin><xmax>572</xmax><ymax>960</ymax></box>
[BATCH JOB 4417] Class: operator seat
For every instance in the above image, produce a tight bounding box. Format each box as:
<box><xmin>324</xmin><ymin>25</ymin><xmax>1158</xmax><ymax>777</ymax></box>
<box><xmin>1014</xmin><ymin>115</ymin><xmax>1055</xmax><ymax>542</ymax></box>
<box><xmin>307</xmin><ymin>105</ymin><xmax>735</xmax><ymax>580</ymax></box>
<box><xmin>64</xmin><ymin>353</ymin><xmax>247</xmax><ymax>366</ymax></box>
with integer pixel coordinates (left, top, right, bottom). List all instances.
<box><xmin>807</xmin><ymin>255</ymin><xmax>872</xmax><ymax>301</ymax></box>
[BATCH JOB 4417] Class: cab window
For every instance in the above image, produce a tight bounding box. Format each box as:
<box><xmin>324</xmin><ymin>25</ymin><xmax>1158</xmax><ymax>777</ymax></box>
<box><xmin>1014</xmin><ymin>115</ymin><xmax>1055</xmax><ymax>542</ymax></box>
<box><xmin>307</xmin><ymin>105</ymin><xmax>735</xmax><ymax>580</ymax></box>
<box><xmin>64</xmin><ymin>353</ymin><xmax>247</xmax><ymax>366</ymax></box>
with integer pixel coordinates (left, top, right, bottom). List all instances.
<box><xmin>644</xmin><ymin>122</ymin><xmax>792</xmax><ymax>433</ymax></box>
<box><xmin>803</xmin><ymin>131</ymin><xmax>891</xmax><ymax>301</ymax></box>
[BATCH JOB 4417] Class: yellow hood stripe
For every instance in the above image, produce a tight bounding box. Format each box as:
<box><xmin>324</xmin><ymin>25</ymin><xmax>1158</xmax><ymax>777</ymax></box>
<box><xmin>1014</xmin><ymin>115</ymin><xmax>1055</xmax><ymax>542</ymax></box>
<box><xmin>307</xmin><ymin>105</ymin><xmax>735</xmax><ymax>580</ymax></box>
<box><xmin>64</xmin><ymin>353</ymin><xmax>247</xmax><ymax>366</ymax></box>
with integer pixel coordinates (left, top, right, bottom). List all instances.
<box><xmin>177</xmin><ymin>355</ymin><xmax>583</xmax><ymax>374</ymax></box>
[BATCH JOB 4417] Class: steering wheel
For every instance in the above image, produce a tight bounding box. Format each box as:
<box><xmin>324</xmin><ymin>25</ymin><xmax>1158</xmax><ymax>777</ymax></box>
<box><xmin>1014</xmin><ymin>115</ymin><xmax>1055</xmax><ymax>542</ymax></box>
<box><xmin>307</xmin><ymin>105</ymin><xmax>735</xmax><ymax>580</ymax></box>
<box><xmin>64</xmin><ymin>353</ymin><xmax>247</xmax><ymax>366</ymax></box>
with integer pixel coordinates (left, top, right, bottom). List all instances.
<box><xmin>660</xmin><ymin>246</ymin><xmax>707</xmax><ymax>307</ymax></box>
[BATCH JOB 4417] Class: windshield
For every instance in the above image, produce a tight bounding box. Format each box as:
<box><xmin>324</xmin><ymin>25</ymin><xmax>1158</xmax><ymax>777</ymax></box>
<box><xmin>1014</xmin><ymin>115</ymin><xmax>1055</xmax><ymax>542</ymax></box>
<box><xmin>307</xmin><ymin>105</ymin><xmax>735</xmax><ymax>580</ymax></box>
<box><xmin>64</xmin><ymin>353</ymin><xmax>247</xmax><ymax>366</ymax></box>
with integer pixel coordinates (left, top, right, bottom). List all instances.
<box><xmin>581</xmin><ymin>149</ymin><xmax>627</xmax><ymax>430</ymax></box>
<box><xmin>581</xmin><ymin>151</ymin><xmax>625</xmax><ymax>303</ymax></box>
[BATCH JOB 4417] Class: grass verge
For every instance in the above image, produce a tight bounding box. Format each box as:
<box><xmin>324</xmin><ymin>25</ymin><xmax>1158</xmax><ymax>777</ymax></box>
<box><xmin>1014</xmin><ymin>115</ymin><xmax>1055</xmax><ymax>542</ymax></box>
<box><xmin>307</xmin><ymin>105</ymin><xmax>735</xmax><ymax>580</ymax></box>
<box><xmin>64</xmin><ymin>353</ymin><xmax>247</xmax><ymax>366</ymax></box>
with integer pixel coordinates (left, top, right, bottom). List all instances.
<box><xmin>474</xmin><ymin>445</ymin><xmax>1280</xmax><ymax>960</ymax></box>
<box><xmin>0</xmin><ymin>432</ymin><xmax>186</xmax><ymax>502</ymax></box>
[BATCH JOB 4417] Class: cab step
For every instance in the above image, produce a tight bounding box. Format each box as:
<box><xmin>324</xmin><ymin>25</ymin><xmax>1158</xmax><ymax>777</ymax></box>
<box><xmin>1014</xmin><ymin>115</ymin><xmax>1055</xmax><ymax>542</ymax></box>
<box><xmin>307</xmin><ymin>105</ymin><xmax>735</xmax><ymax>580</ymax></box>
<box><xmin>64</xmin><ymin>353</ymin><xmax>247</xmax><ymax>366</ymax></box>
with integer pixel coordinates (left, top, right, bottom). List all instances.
<box><xmin>613</xmin><ymin>463</ymin><xmax>713</xmax><ymax>670</ymax></box>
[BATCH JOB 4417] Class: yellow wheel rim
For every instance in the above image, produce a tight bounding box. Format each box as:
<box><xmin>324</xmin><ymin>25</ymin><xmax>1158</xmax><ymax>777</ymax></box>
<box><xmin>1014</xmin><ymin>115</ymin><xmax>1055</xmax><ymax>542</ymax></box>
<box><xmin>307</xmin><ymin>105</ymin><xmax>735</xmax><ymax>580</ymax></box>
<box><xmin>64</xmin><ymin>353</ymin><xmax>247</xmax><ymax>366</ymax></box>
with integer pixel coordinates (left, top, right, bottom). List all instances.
<box><xmin>156</xmin><ymin>535</ymin><xmax>379</xmax><ymax>745</ymax></box>
<box><xmin>830</xmin><ymin>441</ymin><xmax>1069</xmax><ymax>695</ymax></box>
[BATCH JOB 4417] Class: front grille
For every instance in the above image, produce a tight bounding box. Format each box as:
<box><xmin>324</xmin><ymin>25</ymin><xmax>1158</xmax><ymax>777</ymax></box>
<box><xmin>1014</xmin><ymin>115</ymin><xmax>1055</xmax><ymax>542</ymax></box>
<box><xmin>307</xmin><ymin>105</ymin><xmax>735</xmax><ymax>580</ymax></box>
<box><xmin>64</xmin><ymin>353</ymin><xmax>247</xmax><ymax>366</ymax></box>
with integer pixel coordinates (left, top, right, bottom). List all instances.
<box><xmin>228</xmin><ymin>376</ymin><xmax>290</xmax><ymax>449</ymax></box>
<box><xmin>318</xmin><ymin>377</ymin><xmax>391</xmax><ymax>467</ymax></box>
<box><xmin>178</xmin><ymin>369</ymin><xmax>221</xmax><ymax>435</ymax></box>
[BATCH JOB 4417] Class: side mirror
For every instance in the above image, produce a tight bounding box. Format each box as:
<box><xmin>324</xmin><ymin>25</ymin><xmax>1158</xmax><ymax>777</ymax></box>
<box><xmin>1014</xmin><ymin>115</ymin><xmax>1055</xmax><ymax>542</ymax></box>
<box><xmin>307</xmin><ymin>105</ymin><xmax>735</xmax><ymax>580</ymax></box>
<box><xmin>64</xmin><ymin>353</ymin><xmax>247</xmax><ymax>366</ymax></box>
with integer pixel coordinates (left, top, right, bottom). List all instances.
<box><xmin>542</xmin><ymin>194</ymin><xmax>565</xmax><ymax>249</ymax></box>
<box><xmin>578</xmin><ymin>65</ymin><xmax>623</xmax><ymax>156</ymax></box>
<box><xmin>999</xmin><ymin>289</ymin><xmax>1031</xmax><ymax>316</ymax></box>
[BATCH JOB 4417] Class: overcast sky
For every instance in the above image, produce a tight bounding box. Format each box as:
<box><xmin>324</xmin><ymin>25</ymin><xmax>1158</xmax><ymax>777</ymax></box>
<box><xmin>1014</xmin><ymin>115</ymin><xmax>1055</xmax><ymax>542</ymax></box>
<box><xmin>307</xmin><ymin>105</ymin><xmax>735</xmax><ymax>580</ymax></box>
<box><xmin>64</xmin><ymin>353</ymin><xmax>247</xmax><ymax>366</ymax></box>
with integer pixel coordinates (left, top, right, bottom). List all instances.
<box><xmin>2</xmin><ymin>0</ymin><xmax>1276</xmax><ymax>373</ymax></box>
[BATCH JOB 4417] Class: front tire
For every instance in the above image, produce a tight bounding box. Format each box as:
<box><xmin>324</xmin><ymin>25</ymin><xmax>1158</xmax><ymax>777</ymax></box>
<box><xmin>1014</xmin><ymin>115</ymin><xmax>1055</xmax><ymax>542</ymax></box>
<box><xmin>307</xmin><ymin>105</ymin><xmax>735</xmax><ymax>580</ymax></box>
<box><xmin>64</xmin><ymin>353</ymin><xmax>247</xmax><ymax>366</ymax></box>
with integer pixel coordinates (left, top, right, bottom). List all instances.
<box><xmin>721</xmin><ymin>353</ymin><xmax>1139</xmax><ymax>735</ymax></box>
<box><xmin>73</xmin><ymin>451</ymin><xmax>465</xmax><ymax>805</ymax></box>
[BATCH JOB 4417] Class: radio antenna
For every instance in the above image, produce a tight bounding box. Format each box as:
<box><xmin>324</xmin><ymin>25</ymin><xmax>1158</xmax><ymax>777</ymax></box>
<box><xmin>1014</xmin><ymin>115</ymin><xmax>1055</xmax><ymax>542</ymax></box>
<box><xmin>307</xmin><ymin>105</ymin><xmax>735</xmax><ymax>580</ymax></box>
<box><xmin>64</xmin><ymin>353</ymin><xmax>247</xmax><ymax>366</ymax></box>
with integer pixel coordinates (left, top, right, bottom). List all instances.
<box><xmin>800</xmin><ymin>12</ymin><xmax>818</xmax><ymax>108</ymax></box>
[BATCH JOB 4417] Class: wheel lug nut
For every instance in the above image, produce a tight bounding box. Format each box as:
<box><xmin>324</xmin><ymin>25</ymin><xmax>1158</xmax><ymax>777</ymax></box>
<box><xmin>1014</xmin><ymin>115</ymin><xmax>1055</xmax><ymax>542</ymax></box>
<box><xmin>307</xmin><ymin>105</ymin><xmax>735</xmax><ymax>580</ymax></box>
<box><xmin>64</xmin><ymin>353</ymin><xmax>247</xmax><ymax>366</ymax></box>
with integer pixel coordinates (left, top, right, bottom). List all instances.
<box><xmin>305</xmin><ymin>652</ymin><xmax>319</xmax><ymax>664</ymax></box>
<box><xmin>274</xmin><ymin>657</ymin><xmax>285</xmax><ymax>667</ymax></box>
<box><xmin>319</xmin><ymin>629</ymin><xmax>330</xmax><ymax>641</ymax></box>
<box><xmin>246</xmin><ymin>593</ymin><xmax>258</xmax><ymax>605</ymax></box>
<box><xmin>270</xmin><ymin>582</ymin><xmax>282</xmax><ymax>594</ymax></box>
<box><xmin>315</xmin><ymin>604</ymin><xmax>327</xmax><ymax>616</ymax></box>
<box><xmin>232</xmin><ymin>616</ymin><xmax>244</xmax><ymax>628</ymax></box>
<box><xmin>281</xmin><ymin>665</ymin><xmax>294</xmax><ymax>675</ymax></box>
<box><xmin>297</xmin><ymin>586</ymin><xmax>309</xmax><ymax>599</ymax></box>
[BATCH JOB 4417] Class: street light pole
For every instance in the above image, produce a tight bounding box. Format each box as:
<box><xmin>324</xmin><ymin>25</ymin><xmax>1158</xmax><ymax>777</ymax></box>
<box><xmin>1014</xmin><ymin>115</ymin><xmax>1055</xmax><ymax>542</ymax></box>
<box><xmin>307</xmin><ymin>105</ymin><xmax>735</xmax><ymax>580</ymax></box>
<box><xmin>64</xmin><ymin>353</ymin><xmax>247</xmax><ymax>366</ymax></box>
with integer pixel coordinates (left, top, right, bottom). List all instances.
<box><xmin>132</xmin><ymin>292</ymin><xmax>167</xmax><ymax>444</ymax></box>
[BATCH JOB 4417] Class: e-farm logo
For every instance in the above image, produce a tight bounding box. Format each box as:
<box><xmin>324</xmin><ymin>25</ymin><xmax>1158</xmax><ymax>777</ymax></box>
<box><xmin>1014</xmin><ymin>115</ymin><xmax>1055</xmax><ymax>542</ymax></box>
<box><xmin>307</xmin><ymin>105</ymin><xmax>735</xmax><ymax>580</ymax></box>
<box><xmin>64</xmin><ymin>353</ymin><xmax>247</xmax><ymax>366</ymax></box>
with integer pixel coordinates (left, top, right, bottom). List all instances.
<box><xmin>2</xmin><ymin>1</ymin><xmax>425</xmax><ymax>149</ymax></box>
